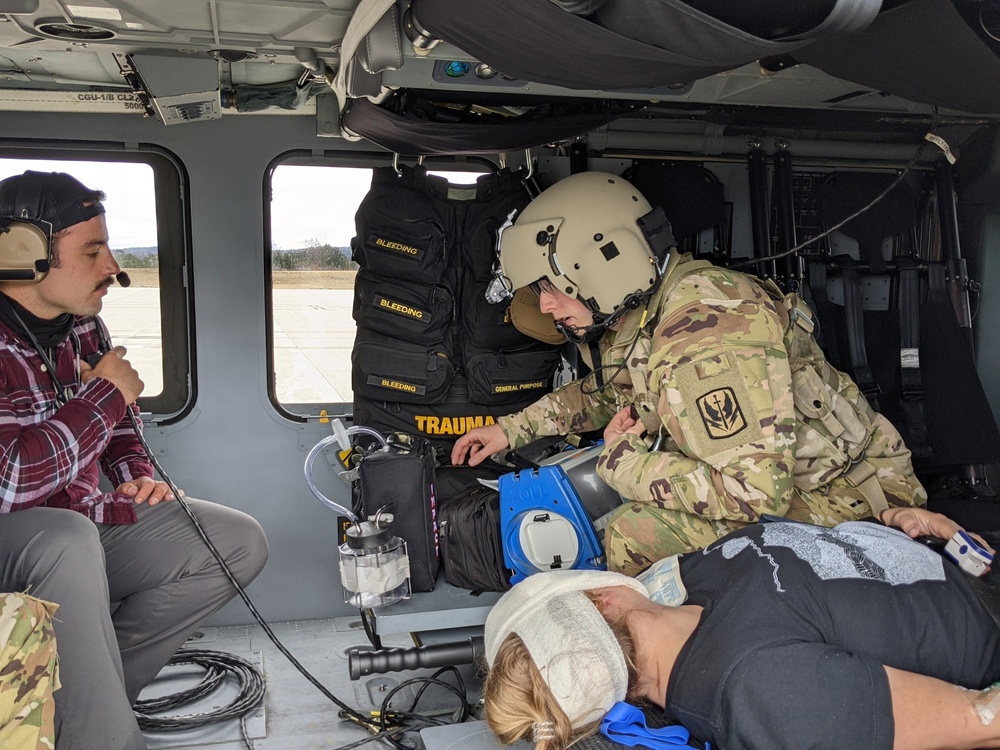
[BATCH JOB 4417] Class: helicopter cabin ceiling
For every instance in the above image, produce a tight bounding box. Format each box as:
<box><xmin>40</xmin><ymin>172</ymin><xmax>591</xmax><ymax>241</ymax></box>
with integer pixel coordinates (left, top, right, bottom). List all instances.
<box><xmin>0</xmin><ymin>0</ymin><xmax>998</xmax><ymax>145</ymax></box>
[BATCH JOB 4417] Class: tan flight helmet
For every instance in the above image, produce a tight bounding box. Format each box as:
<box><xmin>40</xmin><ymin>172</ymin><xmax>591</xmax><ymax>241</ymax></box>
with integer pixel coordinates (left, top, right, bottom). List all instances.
<box><xmin>500</xmin><ymin>172</ymin><xmax>673</xmax><ymax>343</ymax></box>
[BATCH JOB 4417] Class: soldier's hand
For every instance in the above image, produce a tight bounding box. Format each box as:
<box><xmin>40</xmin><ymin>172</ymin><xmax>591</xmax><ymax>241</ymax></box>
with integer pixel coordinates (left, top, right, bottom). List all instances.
<box><xmin>604</xmin><ymin>406</ymin><xmax>647</xmax><ymax>444</ymax></box>
<box><xmin>80</xmin><ymin>346</ymin><xmax>144</xmax><ymax>405</ymax></box>
<box><xmin>451</xmin><ymin>424</ymin><xmax>509</xmax><ymax>467</ymax></box>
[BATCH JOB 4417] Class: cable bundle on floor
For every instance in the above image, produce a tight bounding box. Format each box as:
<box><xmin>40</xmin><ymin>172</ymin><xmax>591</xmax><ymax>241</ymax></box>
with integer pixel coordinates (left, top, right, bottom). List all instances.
<box><xmin>133</xmin><ymin>648</ymin><xmax>265</xmax><ymax>732</ymax></box>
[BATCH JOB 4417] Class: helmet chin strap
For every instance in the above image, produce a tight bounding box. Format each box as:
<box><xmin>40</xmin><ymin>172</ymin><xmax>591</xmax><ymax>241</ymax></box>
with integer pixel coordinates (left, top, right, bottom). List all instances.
<box><xmin>558</xmin><ymin>285</ymin><xmax>654</xmax><ymax>344</ymax></box>
<box><xmin>557</xmin><ymin>275</ymin><xmax>665</xmax><ymax>392</ymax></box>
<box><xmin>555</xmin><ymin>318</ymin><xmax>601</xmax><ymax>344</ymax></box>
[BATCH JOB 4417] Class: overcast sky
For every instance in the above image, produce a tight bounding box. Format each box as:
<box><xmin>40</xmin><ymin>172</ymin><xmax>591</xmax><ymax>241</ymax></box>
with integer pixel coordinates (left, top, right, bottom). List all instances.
<box><xmin>0</xmin><ymin>158</ymin><xmax>481</xmax><ymax>251</ymax></box>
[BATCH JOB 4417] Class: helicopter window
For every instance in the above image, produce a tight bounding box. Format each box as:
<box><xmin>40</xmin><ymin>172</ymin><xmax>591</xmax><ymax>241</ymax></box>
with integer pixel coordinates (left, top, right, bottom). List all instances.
<box><xmin>267</xmin><ymin>163</ymin><xmax>371</xmax><ymax>414</ymax></box>
<box><xmin>266</xmin><ymin>158</ymin><xmax>487</xmax><ymax>419</ymax></box>
<box><xmin>0</xmin><ymin>149</ymin><xmax>192</xmax><ymax>422</ymax></box>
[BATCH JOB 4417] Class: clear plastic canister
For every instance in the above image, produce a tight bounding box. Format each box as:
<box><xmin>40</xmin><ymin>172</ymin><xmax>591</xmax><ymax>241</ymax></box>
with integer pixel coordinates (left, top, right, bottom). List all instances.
<box><xmin>339</xmin><ymin>519</ymin><xmax>411</xmax><ymax>609</ymax></box>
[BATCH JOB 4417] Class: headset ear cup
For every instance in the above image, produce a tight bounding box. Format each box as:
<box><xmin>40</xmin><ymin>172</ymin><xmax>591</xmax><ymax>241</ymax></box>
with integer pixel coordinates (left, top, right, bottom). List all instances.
<box><xmin>0</xmin><ymin>222</ymin><xmax>50</xmax><ymax>281</ymax></box>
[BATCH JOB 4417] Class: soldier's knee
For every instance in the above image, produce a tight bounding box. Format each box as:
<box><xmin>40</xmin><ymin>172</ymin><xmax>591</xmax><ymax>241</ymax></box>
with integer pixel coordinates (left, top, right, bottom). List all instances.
<box><xmin>605</xmin><ymin>505</ymin><xmax>663</xmax><ymax>577</ymax></box>
<box><xmin>604</xmin><ymin>503</ymin><xmax>724</xmax><ymax>576</ymax></box>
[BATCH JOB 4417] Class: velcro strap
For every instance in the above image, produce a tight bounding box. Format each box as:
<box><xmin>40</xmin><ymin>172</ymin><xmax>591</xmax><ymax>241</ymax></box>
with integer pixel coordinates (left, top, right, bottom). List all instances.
<box><xmin>843</xmin><ymin>458</ymin><xmax>889</xmax><ymax>517</ymax></box>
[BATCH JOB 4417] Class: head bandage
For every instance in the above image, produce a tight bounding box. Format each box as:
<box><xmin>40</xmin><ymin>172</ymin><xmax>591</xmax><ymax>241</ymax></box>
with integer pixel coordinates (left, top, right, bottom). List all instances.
<box><xmin>485</xmin><ymin>569</ymin><xmax>649</xmax><ymax>729</ymax></box>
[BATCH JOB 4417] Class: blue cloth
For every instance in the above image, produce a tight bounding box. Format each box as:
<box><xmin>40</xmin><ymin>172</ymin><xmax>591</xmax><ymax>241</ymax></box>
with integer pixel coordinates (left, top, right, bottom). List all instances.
<box><xmin>599</xmin><ymin>702</ymin><xmax>708</xmax><ymax>749</ymax></box>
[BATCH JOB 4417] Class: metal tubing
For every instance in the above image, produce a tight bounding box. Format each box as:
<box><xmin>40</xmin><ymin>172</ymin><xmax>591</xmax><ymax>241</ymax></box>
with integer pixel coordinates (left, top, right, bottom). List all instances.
<box><xmin>772</xmin><ymin>149</ymin><xmax>799</xmax><ymax>291</ymax></box>
<box><xmin>747</xmin><ymin>148</ymin><xmax>773</xmax><ymax>279</ymax></box>
<box><xmin>934</xmin><ymin>161</ymin><xmax>975</xmax><ymax>351</ymax></box>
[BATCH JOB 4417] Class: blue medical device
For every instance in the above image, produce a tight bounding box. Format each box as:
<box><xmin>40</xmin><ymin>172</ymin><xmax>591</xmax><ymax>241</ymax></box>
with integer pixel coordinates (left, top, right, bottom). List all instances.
<box><xmin>499</xmin><ymin>444</ymin><xmax>623</xmax><ymax>584</ymax></box>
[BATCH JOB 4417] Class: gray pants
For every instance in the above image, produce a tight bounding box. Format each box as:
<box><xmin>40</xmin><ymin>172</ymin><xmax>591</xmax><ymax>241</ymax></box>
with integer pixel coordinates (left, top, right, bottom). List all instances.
<box><xmin>0</xmin><ymin>499</ymin><xmax>269</xmax><ymax>750</ymax></box>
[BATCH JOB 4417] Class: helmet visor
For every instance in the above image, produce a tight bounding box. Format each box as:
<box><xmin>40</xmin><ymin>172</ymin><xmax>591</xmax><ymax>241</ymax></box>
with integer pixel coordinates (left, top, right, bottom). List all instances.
<box><xmin>498</xmin><ymin>215</ymin><xmax>576</xmax><ymax>295</ymax></box>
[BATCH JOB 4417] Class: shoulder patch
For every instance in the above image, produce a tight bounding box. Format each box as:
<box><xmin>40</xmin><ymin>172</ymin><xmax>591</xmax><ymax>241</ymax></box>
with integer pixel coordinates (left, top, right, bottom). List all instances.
<box><xmin>673</xmin><ymin>350</ymin><xmax>763</xmax><ymax>460</ymax></box>
<box><xmin>696</xmin><ymin>387</ymin><xmax>747</xmax><ymax>439</ymax></box>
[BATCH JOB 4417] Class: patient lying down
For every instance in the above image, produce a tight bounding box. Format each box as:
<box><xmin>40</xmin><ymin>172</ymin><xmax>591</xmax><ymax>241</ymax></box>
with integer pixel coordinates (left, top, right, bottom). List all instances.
<box><xmin>483</xmin><ymin>507</ymin><xmax>1000</xmax><ymax>750</ymax></box>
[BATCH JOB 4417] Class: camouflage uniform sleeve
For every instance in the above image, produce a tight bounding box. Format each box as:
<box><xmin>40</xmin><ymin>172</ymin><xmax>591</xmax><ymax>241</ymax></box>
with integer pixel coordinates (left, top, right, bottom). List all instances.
<box><xmin>597</xmin><ymin>270</ymin><xmax>797</xmax><ymax>522</ymax></box>
<box><xmin>496</xmin><ymin>376</ymin><xmax>618</xmax><ymax>451</ymax></box>
<box><xmin>0</xmin><ymin>593</ymin><xmax>60</xmax><ymax>750</ymax></box>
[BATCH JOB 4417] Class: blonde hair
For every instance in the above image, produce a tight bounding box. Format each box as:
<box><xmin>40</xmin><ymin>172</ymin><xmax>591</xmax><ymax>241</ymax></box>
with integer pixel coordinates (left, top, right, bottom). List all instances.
<box><xmin>483</xmin><ymin>593</ymin><xmax>639</xmax><ymax>750</ymax></box>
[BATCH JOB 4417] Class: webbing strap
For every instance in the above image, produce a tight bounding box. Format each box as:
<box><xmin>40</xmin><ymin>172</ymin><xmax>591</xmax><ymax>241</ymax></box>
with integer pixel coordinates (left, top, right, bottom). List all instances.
<box><xmin>332</xmin><ymin>0</ymin><xmax>396</xmax><ymax>112</ymax></box>
<box><xmin>836</xmin><ymin>256</ymin><xmax>881</xmax><ymax>412</ymax></box>
<box><xmin>897</xmin><ymin>257</ymin><xmax>931</xmax><ymax>459</ymax></box>
<box><xmin>588</xmin><ymin>339</ymin><xmax>605</xmax><ymax>391</ymax></box>
<box><xmin>807</xmin><ymin>259</ymin><xmax>829</xmax><ymax>311</ymax></box>
<box><xmin>844</xmin><ymin>458</ymin><xmax>890</xmax><ymax>518</ymax></box>
<box><xmin>927</xmin><ymin>261</ymin><xmax>949</xmax><ymax>302</ymax></box>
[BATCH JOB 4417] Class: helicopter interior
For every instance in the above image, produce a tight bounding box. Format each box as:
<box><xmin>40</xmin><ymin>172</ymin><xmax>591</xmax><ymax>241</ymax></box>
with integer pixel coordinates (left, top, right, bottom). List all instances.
<box><xmin>4</xmin><ymin>0</ymin><xmax>1000</xmax><ymax>748</ymax></box>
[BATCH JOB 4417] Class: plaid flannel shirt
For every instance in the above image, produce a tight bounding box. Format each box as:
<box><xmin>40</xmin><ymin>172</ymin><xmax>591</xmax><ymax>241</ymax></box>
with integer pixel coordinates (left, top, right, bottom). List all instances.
<box><xmin>0</xmin><ymin>316</ymin><xmax>153</xmax><ymax>524</ymax></box>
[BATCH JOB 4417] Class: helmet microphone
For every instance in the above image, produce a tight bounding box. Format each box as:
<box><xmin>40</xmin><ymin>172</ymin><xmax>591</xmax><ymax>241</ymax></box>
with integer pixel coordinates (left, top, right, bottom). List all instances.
<box><xmin>116</xmin><ymin>271</ymin><xmax>131</xmax><ymax>287</ymax></box>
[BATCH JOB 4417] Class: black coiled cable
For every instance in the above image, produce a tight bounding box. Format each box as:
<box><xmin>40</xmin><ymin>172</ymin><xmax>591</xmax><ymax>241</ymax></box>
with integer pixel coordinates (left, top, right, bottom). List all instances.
<box><xmin>133</xmin><ymin>648</ymin><xmax>265</xmax><ymax>732</ymax></box>
<box><xmin>88</xmin><ymin>314</ymin><xmax>380</xmax><ymax>735</ymax></box>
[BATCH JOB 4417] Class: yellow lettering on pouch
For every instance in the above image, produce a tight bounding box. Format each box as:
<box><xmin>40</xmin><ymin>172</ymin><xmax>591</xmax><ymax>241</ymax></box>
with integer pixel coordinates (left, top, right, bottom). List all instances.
<box><xmin>413</xmin><ymin>415</ymin><xmax>497</xmax><ymax>435</ymax></box>
<box><xmin>375</xmin><ymin>237</ymin><xmax>421</xmax><ymax>257</ymax></box>
<box><xmin>493</xmin><ymin>382</ymin><xmax>545</xmax><ymax>394</ymax></box>
<box><xmin>377</xmin><ymin>297</ymin><xmax>426</xmax><ymax>321</ymax></box>
<box><xmin>380</xmin><ymin>379</ymin><xmax>418</xmax><ymax>394</ymax></box>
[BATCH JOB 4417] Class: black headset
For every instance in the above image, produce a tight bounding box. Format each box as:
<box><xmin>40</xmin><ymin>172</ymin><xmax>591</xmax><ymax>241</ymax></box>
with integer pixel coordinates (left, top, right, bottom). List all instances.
<box><xmin>0</xmin><ymin>217</ymin><xmax>56</xmax><ymax>281</ymax></box>
<box><xmin>0</xmin><ymin>220</ymin><xmax>131</xmax><ymax>286</ymax></box>
<box><xmin>0</xmin><ymin>172</ymin><xmax>129</xmax><ymax>286</ymax></box>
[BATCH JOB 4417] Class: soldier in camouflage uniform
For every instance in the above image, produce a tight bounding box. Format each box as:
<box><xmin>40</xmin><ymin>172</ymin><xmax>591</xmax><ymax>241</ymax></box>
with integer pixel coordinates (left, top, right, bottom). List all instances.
<box><xmin>452</xmin><ymin>172</ymin><xmax>926</xmax><ymax>575</ymax></box>
<box><xmin>0</xmin><ymin>593</ymin><xmax>59</xmax><ymax>750</ymax></box>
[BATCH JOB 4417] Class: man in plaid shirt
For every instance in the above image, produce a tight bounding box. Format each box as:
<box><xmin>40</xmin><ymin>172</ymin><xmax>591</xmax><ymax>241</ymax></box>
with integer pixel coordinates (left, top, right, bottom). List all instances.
<box><xmin>0</xmin><ymin>171</ymin><xmax>269</xmax><ymax>749</ymax></box>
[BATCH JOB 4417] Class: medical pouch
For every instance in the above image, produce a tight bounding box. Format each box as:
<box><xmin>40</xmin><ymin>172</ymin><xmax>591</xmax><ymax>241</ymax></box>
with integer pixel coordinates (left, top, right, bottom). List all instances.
<box><xmin>462</xmin><ymin>279</ymin><xmax>538</xmax><ymax>350</ymax></box>
<box><xmin>465</xmin><ymin>344</ymin><xmax>562</xmax><ymax>406</ymax></box>
<box><xmin>353</xmin><ymin>271</ymin><xmax>454</xmax><ymax>346</ymax></box>
<box><xmin>357</xmin><ymin>435</ymin><xmax>439</xmax><ymax>593</ymax></box>
<box><xmin>460</xmin><ymin>194</ymin><xmax>530</xmax><ymax>281</ymax></box>
<box><xmin>352</xmin><ymin>171</ymin><xmax>449</xmax><ymax>283</ymax></box>
<box><xmin>437</xmin><ymin>484</ymin><xmax>511</xmax><ymax>593</ymax></box>
<box><xmin>352</xmin><ymin>329</ymin><xmax>453</xmax><ymax>404</ymax></box>
<box><xmin>789</xmin><ymin>356</ymin><xmax>876</xmax><ymax>491</ymax></box>
<box><xmin>351</xmin><ymin>213</ymin><xmax>447</xmax><ymax>283</ymax></box>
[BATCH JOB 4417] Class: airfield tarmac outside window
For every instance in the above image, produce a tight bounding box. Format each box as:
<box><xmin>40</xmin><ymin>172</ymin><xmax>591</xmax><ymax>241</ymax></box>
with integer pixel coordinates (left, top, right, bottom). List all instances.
<box><xmin>0</xmin><ymin>151</ymin><xmax>192</xmax><ymax>421</ymax></box>
<box><xmin>267</xmin><ymin>163</ymin><xmax>372</xmax><ymax>417</ymax></box>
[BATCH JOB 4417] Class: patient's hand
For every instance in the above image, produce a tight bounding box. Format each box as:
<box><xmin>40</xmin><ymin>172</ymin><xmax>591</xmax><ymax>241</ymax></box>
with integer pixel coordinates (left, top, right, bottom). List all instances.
<box><xmin>880</xmin><ymin>506</ymin><xmax>994</xmax><ymax>555</ymax></box>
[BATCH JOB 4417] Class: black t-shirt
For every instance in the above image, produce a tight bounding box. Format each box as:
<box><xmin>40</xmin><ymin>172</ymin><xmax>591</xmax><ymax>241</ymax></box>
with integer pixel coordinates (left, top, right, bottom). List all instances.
<box><xmin>666</xmin><ymin>521</ymin><xmax>1000</xmax><ymax>750</ymax></box>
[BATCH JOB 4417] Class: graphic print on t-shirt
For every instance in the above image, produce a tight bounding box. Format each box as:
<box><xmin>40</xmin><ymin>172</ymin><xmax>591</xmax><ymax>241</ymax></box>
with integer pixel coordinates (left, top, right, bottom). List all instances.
<box><xmin>708</xmin><ymin>521</ymin><xmax>945</xmax><ymax>592</ymax></box>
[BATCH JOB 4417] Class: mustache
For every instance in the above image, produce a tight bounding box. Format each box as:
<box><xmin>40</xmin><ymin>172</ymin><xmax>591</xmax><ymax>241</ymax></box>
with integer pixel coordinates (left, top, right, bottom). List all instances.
<box><xmin>95</xmin><ymin>277</ymin><xmax>114</xmax><ymax>292</ymax></box>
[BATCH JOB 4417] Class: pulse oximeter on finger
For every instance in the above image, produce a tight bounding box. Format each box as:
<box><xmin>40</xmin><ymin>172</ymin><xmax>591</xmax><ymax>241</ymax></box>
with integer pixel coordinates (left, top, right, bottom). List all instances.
<box><xmin>944</xmin><ymin>530</ymin><xmax>994</xmax><ymax>577</ymax></box>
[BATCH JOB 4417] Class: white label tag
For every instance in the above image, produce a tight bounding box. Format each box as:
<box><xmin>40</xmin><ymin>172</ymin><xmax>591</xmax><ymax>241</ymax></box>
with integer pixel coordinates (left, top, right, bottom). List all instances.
<box><xmin>900</xmin><ymin>348</ymin><xmax>920</xmax><ymax>369</ymax></box>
